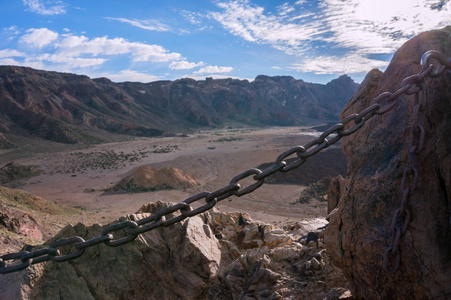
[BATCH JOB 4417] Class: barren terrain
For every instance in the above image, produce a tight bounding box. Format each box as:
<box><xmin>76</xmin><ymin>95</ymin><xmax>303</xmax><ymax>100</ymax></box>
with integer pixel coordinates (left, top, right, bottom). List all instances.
<box><xmin>0</xmin><ymin>126</ymin><xmax>346</xmax><ymax>230</ymax></box>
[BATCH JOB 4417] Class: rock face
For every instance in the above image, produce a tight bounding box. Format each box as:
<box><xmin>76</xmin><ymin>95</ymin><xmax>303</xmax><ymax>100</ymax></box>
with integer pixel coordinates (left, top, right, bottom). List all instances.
<box><xmin>1</xmin><ymin>201</ymin><xmax>350</xmax><ymax>299</ymax></box>
<box><xmin>325</xmin><ymin>27</ymin><xmax>451</xmax><ymax>299</ymax></box>
<box><xmin>0</xmin><ymin>66</ymin><xmax>359</xmax><ymax>143</ymax></box>
<box><xmin>111</xmin><ymin>165</ymin><xmax>198</xmax><ymax>192</ymax></box>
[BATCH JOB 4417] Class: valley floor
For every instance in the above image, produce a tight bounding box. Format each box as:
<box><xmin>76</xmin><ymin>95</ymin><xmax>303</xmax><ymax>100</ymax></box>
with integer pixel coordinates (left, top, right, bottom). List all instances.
<box><xmin>0</xmin><ymin>126</ymin><xmax>341</xmax><ymax>229</ymax></box>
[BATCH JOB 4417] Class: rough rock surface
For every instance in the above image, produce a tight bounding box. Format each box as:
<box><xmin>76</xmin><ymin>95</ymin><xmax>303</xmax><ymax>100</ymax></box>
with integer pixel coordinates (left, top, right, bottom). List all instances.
<box><xmin>0</xmin><ymin>204</ymin><xmax>43</xmax><ymax>241</ymax></box>
<box><xmin>111</xmin><ymin>165</ymin><xmax>197</xmax><ymax>192</ymax></box>
<box><xmin>1</xmin><ymin>201</ymin><xmax>351</xmax><ymax>299</ymax></box>
<box><xmin>325</xmin><ymin>27</ymin><xmax>451</xmax><ymax>299</ymax></box>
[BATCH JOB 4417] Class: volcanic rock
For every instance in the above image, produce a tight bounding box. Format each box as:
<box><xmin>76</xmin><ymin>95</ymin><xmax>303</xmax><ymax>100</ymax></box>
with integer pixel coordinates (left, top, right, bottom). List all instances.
<box><xmin>1</xmin><ymin>201</ymin><xmax>350</xmax><ymax>299</ymax></box>
<box><xmin>325</xmin><ymin>27</ymin><xmax>451</xmax><ymax>299</ymax></box>
<box><xmin>111</xmin><ymin>165</ymin><xmax>197</xmax><ymax>192</ymax></box>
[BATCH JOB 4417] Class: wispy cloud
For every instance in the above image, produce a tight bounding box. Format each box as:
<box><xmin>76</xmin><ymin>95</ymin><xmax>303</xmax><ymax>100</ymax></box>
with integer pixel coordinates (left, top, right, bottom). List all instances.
<box><xmin>22</xmin><ymin>0</ymin><xmax>66</xmax><ymax>15</ymax></box>
<box><xmin>179</xmin><ymin>10</ymin><xmax>205</xmax><ymax>25</ymax></box>
<box><xmin>210</xmin><ymin>0</ymin><xmax>451</xmax><ymax>75</ymax></box>
<box><xmin>104</xmin><ymin>17</ymin><xmax>170</xmax><ymax>32</ymax></box>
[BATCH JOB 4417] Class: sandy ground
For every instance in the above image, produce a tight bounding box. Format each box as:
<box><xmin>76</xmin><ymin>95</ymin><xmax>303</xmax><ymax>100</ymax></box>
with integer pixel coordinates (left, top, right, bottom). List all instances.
<box><xmin>0</xmin><ymin>126</ymin><xmax>336</xmax><ymax>227</ymax></box>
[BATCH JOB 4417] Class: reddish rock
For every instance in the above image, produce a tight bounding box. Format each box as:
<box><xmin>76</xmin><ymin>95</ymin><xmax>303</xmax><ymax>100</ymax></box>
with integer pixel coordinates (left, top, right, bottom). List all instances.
<box><xmin>0</xmin><ymin>204</ymin><xmax>43</xmax><ymax>240</ymax></box>
<box><xmin>325</xmin><ymin>27</ymin><xmax>451</xmax><ymax>299</ymax></box>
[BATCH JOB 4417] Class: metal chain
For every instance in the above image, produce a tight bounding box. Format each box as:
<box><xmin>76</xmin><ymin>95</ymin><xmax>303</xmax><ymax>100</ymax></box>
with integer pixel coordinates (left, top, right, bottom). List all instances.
<box><xmin>1</xmin><ymin>50</ymin><xmax>450</xmax><ymax>275</ymax></box>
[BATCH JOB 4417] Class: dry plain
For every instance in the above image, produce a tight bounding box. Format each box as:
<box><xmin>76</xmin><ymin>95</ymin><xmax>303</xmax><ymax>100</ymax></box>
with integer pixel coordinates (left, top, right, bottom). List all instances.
<box><xmin>0</xmin><ymin>126</ymin><xmax>343</xmax><ymax>230</ymax></box>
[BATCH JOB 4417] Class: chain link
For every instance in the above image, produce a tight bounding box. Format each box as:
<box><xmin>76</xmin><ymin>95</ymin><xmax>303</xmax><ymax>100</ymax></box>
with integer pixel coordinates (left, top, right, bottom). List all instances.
<box><xmin>1</xmin><ymin>50</ymin><xmax>450</xmax><ymax>274</ymax></box>
<box><xmin>382</xmin><ymin>79</ymin><xmax>428</xmax><ymax>273</ymax></box>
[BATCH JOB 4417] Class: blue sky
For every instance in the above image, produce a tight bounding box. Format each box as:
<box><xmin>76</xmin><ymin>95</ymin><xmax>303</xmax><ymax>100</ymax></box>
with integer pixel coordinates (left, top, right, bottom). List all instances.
<box><xmin>0</xmin><ymin>0</ymin><xmax>449</xmax><ymax>84</ymax></box>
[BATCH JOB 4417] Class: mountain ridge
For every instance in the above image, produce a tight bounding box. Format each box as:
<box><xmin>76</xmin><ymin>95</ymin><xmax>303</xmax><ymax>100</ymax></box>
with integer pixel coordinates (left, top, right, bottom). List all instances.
<box><xmin>0</xmin><ymin>66</ymin><xmax>359</xmax><ymax>144</ymax></box>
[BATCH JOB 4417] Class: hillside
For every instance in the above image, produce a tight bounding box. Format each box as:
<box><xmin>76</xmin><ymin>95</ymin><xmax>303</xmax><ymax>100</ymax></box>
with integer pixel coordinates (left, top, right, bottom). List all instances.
<box><xmin>0</xmin><ymin>67</ymin><xmax>359</xmax><ymax>144</ymax></box>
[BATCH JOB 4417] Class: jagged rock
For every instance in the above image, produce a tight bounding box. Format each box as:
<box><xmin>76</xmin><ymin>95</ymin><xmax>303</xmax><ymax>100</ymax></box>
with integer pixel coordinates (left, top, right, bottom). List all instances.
<box><xmin>110</xmin><ymin>165</ymin><xmax>197</xmax><ymax>192</ymax></box>
<box><xmin>325</xmin><ymin>27</ymin><xmax>451</xmax><ymax>299</ymax></box>
<box><xmin>1</xmin><ymin>201</ymin><xmax>350</xmax><ymax>299</ymax></box>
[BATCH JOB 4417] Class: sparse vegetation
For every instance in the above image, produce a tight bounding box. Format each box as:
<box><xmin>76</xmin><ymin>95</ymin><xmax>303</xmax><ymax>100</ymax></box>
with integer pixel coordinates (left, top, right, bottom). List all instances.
<box><xmin>57</xmin><ymin>145</ymin><xmax>180</xmax><ymax>173</ymax></box>
<box><xmin>209</xmin><ymin>137</ymin><xmax>243</xmax><ymax>142</ymax></box>
<box><xmin>297</xmin><ymin>179</ymin><xmax>329</xmax><ymax>204</ymax></box>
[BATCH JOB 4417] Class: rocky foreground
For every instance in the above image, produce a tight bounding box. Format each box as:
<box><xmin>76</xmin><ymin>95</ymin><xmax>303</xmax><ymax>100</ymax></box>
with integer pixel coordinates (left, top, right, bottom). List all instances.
<box><xmin>1</xmin><ymin>201</ymin><xmax>350</xmax><ymax>299</ymax></box>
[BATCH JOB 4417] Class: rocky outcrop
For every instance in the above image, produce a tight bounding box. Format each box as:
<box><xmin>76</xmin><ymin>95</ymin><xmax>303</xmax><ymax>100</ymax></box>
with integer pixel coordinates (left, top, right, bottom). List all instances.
<box><xmin>110</xmin><ymin>165</ymin><xmax>197</xmax><ymax>192</ymax></box>
<box><xmin>325</xmin><ymin>27</ymin><xmax>451</xmax><ymax>299</ymax></box>
<box><xmin>0</xmin><ymin>67</ymin><xmax>359</xmax><ymax>143</ymax></box>
<box><xmin>1</xmin><ymin>201</ymin><xmax>350</xmax><ymax>299</ymax></box>
<box><xmin>0</xmin><ymin>204</ymin><xmax>43</xmax><ymax>241</ymax></box>
<box><xmin>0</xmin><ymin>162</ymin><xmax>41</xmax><ymax>184</ymax></box>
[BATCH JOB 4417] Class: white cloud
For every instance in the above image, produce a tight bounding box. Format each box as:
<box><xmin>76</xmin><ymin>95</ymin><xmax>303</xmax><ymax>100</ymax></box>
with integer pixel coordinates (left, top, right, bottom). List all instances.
<box><xmin>20</xmin><ymin>28</ymin><xmax>59</xmax><ymax>49</ymax></box>
<box><xmin>0</xmin><ymin>58</ymin><xmax>21</xmax><ymax>65</ymax></box>
<box><xmin>194</xmin><ymin>65</ymin><xmax>234</xmax><ymax>74</ymax></box>
<box><xmin>290</xmin><ymin>54</ymin><xmax>389</xmax><ymax>74</ymax></box>
<box><xmin>46</xmin><ymin>53</ymin><xmax>106</xmax><ymax>68</ymax></box>
<box><xmin>53</xmin><ymin>33</ymin><xmax>182</xmax><ymax>63</ymax></box>
<box><xmin>104</xmin><ymin>17</ymin><xmax>170</xmax><ymax>32</ymax></box>
<box><xmin>10</xmin><ymin>28</ymin><xmax>185</xmax><ymax>71</ymax></box>
<box><xmin>184</xmin><ymin>74</ymin><xmax>250</xmax><ymax>81</ymax></box>
<box><xmin>22</xmin><ymin>0</ymin><xmax>66</xmax><ymax>15</ymax></box>
<box><xmin>96</xmin><ymin>70</ymin><xmax>162</xmax><ymax>83</ymax></box>
<box><xmin>0</xmin><ymin>49</ymin><xmax>26</xmax><ymax>58</ymax></box>
<box><xmin>169</xmin><ymin>60</ymin><xmax>204</xmax><ymax>70</ymax></box>
<box><xmin>128</xmin><ymin>42</ymin><xmax>181</xmax><ymax>62</ymax></box>
<box><xmin>210</xmin><ymin>0</ymin><xmax>451</xmax><ymax>75</ymax></box>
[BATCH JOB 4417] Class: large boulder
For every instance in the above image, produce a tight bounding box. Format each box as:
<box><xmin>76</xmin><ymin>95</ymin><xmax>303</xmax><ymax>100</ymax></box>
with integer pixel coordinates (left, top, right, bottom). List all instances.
<box><xmin>325</xmin><ymin>27</ymin><xmax>451</xmax><ymax>299</ymax></box>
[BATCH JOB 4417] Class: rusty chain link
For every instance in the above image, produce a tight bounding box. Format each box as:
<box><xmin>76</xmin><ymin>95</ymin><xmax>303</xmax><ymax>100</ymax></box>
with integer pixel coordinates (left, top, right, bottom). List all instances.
<box><xmin>1</xmin><ymin>50</ymin><xmax>450</xmax><ymax>274</ymax></box>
